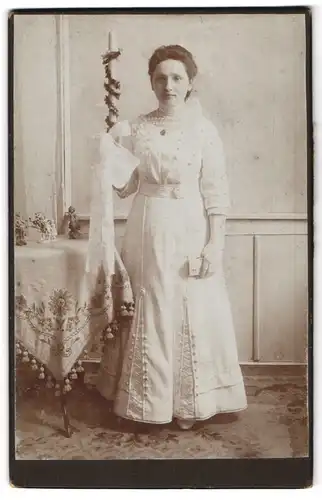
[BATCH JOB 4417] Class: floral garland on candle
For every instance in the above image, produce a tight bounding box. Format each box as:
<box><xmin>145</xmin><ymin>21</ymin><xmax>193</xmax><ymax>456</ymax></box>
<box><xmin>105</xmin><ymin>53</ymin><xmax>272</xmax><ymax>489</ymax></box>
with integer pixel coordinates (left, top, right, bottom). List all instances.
<box><xmin>102</xmin><ymin>49</ymin><xmax>121</xmax><ymax>132</ymax></box>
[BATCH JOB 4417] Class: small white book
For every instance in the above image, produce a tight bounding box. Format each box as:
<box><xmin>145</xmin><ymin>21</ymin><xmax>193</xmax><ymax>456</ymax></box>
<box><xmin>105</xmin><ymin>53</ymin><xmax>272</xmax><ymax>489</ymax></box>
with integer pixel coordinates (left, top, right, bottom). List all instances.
<box><xmin>188</xmin><ymin>256</ymin><xmax>202</xmax><ymax>277</ymax></box>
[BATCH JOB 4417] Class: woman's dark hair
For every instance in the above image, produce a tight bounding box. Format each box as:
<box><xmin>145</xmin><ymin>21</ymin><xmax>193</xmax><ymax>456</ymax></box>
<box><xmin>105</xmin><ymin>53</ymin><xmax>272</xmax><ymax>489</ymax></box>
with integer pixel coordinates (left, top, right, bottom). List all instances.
<box><xmin>148</xmin><ymin>44</ymin><xmax>198</xmax><ymax>84</ymax></box>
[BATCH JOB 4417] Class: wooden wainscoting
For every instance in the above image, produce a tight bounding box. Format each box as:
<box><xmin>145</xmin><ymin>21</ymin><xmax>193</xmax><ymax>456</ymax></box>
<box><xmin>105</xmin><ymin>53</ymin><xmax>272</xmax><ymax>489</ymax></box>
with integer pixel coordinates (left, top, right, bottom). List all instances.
<box><xmin>73</xmin><ymin>213</ymin><xmax>308</xmax><ymax>366</ymax></box>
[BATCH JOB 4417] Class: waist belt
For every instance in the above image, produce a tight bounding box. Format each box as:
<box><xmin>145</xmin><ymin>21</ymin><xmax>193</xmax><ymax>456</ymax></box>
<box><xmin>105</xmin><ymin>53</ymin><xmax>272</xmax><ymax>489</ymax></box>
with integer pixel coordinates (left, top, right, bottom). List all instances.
<box><xmin>139</xmin><ymin>183</ymin><xmax>185</xmax><ymax>199</ymax></box>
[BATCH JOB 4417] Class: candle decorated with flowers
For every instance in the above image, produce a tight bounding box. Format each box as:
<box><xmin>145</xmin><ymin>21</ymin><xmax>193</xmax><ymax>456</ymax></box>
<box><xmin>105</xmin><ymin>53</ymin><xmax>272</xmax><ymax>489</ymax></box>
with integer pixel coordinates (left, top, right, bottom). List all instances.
<box><xmin>86</xmin><ymin>30</ymin><xmax>136</xmax><ymax>337</ymax></box>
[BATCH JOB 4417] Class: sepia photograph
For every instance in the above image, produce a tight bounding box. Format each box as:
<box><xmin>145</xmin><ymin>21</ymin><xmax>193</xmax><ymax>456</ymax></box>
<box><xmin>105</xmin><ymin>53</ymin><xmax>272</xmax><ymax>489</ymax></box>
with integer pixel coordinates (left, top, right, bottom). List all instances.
<box><xmin>10</xmin><ymin>7</ymin><xmax>312</xmax><ymax>487</ymax></box>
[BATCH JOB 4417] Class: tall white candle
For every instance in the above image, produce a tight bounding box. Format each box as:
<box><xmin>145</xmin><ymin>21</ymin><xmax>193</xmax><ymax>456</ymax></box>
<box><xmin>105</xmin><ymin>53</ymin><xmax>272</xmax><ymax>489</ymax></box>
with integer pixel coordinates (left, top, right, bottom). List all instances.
<box><xmin>108</xmin><ymin>31</ymin><xmax>117</xmax><ymax>52</ymax></box>
<box><xmin>108</xmin><ymin>31</ymin><xmax>117</xmax><ymax>77</ymax></box>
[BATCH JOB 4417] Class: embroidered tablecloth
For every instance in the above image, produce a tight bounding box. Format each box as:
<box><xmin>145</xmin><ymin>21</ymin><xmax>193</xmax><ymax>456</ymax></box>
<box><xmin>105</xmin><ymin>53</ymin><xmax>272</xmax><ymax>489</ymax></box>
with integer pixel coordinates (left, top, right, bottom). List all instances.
<box><xmin>15</xmin><ymin>238</ymin><xmax>133</xmax><ymax>380</ymax></box>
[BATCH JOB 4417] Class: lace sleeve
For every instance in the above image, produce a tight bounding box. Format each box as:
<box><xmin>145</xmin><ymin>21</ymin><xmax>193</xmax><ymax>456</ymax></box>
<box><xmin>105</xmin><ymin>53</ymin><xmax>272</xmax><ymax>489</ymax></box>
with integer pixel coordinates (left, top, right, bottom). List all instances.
<box><xmin>200</xmin><ymin>119</ymin><xmax>231</xmax><ymax>216</ymax></box>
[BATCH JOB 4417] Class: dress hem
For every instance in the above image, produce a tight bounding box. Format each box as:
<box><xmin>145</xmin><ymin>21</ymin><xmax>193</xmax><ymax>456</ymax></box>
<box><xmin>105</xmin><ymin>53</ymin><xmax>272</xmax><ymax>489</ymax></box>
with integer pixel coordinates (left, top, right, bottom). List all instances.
<box><xmin>113</xmin><ymin>404</ymin><xmax>248</xmax><ymax>425</ymax></box>
<box><xmin>96</xmin><ymin>379</ymin><xmax>248</xmax><ymax>425</ymax></box>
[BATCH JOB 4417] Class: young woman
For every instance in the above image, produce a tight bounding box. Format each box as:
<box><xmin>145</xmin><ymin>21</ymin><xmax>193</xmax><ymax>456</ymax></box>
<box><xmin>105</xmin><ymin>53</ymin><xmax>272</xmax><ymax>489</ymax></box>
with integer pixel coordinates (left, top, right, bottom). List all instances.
<box><xmin>94</xmin><ymin>44</ymin><xmax>247</xmax><ymax>429</ymax></box>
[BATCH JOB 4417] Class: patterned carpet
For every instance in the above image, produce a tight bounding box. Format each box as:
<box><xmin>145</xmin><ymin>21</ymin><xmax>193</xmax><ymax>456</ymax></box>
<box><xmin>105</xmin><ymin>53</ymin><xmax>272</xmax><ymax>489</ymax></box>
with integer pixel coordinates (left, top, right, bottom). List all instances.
<box><xmin>15</xmin><ymin>368</ymin><xmax>308</xmax><ymax>460</ymax></box>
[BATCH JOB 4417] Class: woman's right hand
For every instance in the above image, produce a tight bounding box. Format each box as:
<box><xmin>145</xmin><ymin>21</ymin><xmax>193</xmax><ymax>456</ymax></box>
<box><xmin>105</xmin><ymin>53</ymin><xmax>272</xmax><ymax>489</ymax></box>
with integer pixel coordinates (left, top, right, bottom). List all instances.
<box><xmin>113</xmin><ymin>168</ymin><xmax>139</xmax><ymax>199</ymax></box>
<box><xmin>112</xmin><ymin>184</ymin><xmax>127</xmax><ymax>198</ymax></box>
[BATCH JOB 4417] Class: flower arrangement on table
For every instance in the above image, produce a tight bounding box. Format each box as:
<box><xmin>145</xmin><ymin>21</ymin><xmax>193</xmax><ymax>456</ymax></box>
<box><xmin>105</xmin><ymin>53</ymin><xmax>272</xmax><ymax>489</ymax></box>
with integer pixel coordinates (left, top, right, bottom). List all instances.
<box><xmin>15</xmin><ymin>213</ymin><xmax>28</xmax><ymax>246</ymax></box>
<box><xmin>28</xmin><ymin>212</ymin><xmax>57</xmax><ymax>242</ymax></box>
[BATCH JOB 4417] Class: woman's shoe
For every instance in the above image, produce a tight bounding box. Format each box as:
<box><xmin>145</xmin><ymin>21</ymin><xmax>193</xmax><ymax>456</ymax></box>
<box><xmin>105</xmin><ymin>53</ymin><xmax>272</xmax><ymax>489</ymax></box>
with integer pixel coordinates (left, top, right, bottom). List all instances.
<box><xmin>176</xmin><ymin>418</ymin><xmax>195</xmax><ymax>430</ymax></box>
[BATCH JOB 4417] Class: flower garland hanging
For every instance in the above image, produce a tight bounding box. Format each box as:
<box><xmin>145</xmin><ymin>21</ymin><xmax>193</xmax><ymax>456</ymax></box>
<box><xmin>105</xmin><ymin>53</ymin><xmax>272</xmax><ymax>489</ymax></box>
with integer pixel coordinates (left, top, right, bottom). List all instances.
<box><xmin>101</xmin><ymin>49</ymin><xmax>121</xmax><ymax>132</ymax></box>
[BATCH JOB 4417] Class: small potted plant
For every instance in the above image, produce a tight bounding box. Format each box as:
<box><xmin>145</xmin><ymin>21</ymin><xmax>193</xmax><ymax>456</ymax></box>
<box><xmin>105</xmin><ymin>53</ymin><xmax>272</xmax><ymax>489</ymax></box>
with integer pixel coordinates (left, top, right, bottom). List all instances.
<box><xmin>67</xmin><ymin>206</ymin><xmax>81</xmax><ymax>239</ymax></box>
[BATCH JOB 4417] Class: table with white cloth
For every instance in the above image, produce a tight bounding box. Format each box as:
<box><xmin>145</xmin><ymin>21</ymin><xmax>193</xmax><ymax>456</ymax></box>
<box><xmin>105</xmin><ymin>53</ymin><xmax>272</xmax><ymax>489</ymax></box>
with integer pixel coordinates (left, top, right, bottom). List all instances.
<box><xmin>14</xmin><ymin>237</ymin><xmax>133</xmax><ymax>436</ymax></box>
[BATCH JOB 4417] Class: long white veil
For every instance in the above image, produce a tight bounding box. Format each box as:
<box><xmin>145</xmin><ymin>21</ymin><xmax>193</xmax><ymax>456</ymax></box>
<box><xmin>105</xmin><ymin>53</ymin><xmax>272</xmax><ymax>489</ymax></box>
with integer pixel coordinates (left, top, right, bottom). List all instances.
<box><xmin>85</xmin><ymin>128</ymin><xmax>139</xmax><ymax>290</ymax></box>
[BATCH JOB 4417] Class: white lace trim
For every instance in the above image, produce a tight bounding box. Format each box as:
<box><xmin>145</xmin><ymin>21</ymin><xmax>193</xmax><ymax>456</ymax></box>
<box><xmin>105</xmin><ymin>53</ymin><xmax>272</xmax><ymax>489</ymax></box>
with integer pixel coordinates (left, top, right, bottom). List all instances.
<box><xmin>118</xmin><ymin>289</ymin><xmax>145</xmax><ymax>419</ymax></box>
<box><xmin>175</xmin><ymin>297</ymin><xmax>197</xmax><ymax>419</ymax></box>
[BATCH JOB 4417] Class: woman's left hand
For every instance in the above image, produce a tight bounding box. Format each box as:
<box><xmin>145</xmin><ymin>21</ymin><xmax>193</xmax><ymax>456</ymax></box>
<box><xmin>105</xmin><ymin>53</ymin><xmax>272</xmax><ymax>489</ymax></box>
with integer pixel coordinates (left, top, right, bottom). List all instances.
<box><xmin>199</xmin><ymin>241</ymin><xmax>222</xmax><ymax>279</ymax></box>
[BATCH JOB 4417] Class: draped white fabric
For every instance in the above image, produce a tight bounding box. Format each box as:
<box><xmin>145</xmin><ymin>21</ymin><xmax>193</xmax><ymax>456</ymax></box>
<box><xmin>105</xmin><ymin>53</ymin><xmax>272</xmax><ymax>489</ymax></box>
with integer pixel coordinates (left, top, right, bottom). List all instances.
<box><xmin>85</xmin><ymin>129</ymin><xmax>139</xmax><ymax>290</ymax></box>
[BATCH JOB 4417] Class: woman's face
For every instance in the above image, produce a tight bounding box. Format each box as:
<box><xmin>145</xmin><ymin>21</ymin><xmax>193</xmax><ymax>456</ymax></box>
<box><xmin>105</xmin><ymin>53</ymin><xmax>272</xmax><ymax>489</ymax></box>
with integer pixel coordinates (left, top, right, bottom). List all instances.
<box><xmin>151</xmin><ymin>59</ymin><xmax>192</xmax><ymax>109</ymax></box>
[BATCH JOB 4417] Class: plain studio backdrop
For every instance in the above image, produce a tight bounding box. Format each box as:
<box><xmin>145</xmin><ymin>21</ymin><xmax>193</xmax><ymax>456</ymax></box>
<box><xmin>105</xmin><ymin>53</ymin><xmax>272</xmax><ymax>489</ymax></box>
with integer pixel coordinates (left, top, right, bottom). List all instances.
<box><xmin>13</xmin><ymin>12</ymin><xmax>308</xmax><ymax>365</ymax></box>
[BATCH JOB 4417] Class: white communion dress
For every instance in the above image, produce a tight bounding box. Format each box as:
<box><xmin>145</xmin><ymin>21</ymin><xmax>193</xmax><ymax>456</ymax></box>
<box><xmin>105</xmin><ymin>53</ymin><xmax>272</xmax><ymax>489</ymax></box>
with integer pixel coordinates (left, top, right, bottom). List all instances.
<box><xmin>94</xmin><ymin>104</ymin><xmax>247</xmax><ymax>424</ymax></box>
